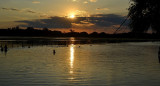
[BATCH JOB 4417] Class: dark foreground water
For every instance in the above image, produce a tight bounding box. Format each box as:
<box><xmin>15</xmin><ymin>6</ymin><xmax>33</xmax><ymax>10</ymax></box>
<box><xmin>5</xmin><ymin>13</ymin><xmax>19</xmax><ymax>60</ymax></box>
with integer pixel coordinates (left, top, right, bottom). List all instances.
<box><xmin>0</xmin><ymin>37</ymin><xmax>160</xmax><ymax>86</ymax></box>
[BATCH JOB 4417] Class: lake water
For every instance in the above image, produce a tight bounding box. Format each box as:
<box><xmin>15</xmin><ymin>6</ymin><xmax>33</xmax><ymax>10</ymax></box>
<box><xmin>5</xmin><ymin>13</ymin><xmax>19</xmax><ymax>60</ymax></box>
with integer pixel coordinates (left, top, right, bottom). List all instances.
<box><xmin>0</xmin><ymin>38</ymin><xmax>160</xmax><ymax>86</ymax></box>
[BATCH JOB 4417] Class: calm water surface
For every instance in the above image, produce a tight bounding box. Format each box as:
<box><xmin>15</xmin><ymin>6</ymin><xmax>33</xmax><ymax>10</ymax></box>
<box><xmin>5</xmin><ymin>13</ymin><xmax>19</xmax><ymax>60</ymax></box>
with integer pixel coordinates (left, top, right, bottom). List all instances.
<box><xmin>0</xmin><ymin>38</ymin><xmax>160</xmax><ymax>86</ymax></box>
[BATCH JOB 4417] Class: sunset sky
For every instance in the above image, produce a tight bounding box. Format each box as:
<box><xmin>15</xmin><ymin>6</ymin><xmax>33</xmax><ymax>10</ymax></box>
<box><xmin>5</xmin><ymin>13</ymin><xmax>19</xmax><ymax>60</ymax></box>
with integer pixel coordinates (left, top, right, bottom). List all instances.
<box><xmin>0</xmin><ymin>0</ymin><xmax>130</xmax><ymax>33</ymax></box>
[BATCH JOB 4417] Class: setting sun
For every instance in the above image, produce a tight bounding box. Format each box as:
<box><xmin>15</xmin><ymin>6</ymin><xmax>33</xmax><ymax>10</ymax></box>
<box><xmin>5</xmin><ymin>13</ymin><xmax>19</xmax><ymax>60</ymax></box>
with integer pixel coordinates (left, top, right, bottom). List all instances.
<box><xmin>69</xmin><ymin>14</ymin><xmax>75</xmax><ymax>18</ymax></box>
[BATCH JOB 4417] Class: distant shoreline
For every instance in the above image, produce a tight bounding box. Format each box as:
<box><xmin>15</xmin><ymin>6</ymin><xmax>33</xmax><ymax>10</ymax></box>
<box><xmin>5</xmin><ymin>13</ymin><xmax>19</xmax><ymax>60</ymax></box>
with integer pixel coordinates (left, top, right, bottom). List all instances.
<box><xmin>1</xmin><ymin>27</ymin><xmax>160</xmax><ymax>40</ymax></box>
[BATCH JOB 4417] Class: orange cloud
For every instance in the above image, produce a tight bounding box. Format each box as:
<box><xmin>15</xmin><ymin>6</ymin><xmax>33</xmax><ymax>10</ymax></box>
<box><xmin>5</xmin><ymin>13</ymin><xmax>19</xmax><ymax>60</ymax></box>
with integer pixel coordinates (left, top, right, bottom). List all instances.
<box><xmin>32</xmin><ymin>1</ymin><xmax>40</xmax><ymax>4</ymax></box>
<box><xmin>90</xmin><ymin>0</ymin><xmax>97</xmax><ymax>2</ymax></box>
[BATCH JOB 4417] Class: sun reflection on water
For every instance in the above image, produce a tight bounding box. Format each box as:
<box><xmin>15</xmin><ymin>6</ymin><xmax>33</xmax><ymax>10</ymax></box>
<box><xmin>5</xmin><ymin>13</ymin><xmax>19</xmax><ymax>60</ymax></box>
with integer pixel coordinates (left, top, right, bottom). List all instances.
<box><xmin>70</xmin><ymin>44</ymin><xmax>75</xmax><ymax>74</ymax></box>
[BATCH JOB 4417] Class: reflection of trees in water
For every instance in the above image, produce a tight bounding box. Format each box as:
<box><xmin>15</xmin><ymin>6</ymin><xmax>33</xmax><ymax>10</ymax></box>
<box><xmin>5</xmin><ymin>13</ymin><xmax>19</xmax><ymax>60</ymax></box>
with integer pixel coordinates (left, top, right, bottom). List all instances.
<box><xmin>128</xmin><ymin>0</ymin><xmax>160</xmax><ymax>33</ymax></box>
<box><xmin>0</xmin><ymin>38</ymin><xmax>111</xmax><ymax>49</ymax></box>
<box><xmin>0</xmin><ymin>39</ymin><xmax>94</xmax><ymax>48</ymax></box>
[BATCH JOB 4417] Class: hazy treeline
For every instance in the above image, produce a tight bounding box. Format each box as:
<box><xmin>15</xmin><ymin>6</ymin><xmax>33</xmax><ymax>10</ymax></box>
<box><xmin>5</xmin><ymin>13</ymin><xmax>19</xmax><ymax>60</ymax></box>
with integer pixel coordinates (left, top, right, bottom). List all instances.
<box><xmin>0</xmin><ymin>26</ymin><xmax>160</xmax><ymax>39</ymax></box>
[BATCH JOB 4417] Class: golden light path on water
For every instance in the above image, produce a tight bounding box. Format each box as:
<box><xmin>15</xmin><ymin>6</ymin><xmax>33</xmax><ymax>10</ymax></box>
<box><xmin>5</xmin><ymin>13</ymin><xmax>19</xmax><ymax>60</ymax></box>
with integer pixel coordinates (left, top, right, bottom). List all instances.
<box><xmin>70</xmin><ymin>44</ymin><xmax>75</xmax><ymax>74</ymax></box>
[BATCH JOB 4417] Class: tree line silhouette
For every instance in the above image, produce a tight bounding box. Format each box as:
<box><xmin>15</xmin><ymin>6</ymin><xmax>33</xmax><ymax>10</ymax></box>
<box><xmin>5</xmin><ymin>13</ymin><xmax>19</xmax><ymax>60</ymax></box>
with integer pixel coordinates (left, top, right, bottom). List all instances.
<box><xmin>0</xmin><ymin>26</ymin><xmax>160</xmax><ymax>39</ymax></box>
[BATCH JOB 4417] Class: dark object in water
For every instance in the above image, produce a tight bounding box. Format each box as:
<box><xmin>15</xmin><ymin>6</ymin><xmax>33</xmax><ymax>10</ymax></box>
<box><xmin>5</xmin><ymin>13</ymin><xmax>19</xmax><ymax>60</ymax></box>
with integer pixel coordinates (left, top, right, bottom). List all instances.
<box><xmin>158</xmin><ymin>47</ymin><xmax>160</xmax><ymax>63</ymax></box>
<box><xmin>1</xmin><ymin>47</ymin><xmax>3</xmax><ymax>52</ymax></box>
<box><xmin>4</xmin><ymin>45</ymin><xmax>8</xmax><ymax>56</ymax></box>
<box><xmin>53</xmin><ymin>50</ymin><xmax>56</xmax><ymax>55</ymax></box>
<box><xmin>4</xmin><ymin>45</ymin><xmax>8</xmax><ymax>52</ymax></box>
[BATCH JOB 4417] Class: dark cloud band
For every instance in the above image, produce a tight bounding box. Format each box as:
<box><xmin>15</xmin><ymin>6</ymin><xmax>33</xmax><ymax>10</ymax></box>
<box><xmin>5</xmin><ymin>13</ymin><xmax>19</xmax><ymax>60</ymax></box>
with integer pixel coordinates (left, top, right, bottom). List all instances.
<box><xmin>16</xmin><ymin>14</ymin><xmax>128</xmax><ymax>29</ymax></box>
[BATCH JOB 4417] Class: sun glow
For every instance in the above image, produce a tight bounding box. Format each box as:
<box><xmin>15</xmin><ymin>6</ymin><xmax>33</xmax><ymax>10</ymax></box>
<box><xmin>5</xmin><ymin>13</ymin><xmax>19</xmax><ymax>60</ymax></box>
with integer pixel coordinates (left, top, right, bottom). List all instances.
<box><xmin>69</xmin><ymin>14</ymin><xmax>75</xmax><ymax>18</ymax></box>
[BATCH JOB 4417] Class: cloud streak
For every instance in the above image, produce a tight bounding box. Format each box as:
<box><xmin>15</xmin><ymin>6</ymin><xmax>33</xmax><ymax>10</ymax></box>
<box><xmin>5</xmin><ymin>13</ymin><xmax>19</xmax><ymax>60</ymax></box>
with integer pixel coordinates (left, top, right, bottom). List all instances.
<box><xmin>2</xmin><ymin>8</ymin><xmax>20</xmax><ymax>11</ymax></box>
<box><xmin>32</xmin><ymin>1</ymin><xmax>40</xmax><ymax>4</ymax></box>
<box><xmin>96</xmin><ymin>8</ymin><xmax>109</xmax><ymax>11</ymax></box>
<box><xmin>84</xmin><ymin>1</ymin><xmax>88</xmax><ymax>4</ymax></box>
<box><xmin>2</xmin><ymin>7</ymin><xmax>36</xmax><ymax>13</ymax></box>
<box><xmin>72</xmin><ymin>0</ymin><xmax>98</xmax><ymax>4</ymax></box>
<box><xmin>89</xmin><ymin>0</ymin><xmax>97</xmax><ymax>2</ymax></box>
<box><xmin>27</xmin><ymin>10</ymin><xmax>37</xmax><ymax>13</ymax></box>
<box><xmin>1</xmin><ymin>7</ymin><xmax>50</xmax><ymax>18</ymax></box>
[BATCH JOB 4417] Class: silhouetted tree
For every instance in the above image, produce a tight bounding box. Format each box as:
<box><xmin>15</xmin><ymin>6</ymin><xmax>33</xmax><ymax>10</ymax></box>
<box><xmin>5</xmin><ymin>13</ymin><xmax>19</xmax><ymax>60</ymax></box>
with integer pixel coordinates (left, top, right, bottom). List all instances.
<box><xmin>43</xmin><ymin>27</ymin><xmax>49</xmax><ymax>31</ymax></box>
<box><xmin>26</xmin><ymin>27</ymin><xmax>34</xmax><ymax>31</ymax></box>
<box><xmin>79</xmin><ymin>32</ymin><xmax>88</xmax><ymax>37</ymax></box>
<box><xmin>90</xmin><ymin>32</ymin><xmax>98</xmax><ymax>37</ymax></box>
<box><xmin>15</xmin><ymin>26</ymin><xmax>20</xmax><ymax>30</ymax></box>
<box><xmin>70</xmin><ymin>29</ymin><xmax>75</xmax><ymax>33</ymax></box>
<box><xmin>128</xmin><ymin>0</ymin><xmax>160</xmax><ymax>34</ymax></box>
<box><xmin>99</xmin><ymin>32</ymin><xmax>107</xmax><ymax>37</ymax></box>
